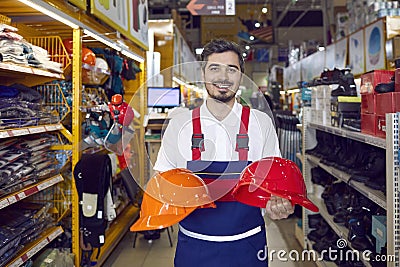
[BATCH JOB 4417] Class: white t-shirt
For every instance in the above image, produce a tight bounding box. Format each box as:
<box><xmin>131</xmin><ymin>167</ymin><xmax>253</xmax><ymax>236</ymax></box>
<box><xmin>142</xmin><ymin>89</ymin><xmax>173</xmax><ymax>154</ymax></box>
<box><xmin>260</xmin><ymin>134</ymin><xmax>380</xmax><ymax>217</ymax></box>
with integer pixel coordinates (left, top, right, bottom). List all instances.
<box><xmin>154</xmin><ymin>101</ymin><xmax>281</xmax><ymax>172</ymax></box>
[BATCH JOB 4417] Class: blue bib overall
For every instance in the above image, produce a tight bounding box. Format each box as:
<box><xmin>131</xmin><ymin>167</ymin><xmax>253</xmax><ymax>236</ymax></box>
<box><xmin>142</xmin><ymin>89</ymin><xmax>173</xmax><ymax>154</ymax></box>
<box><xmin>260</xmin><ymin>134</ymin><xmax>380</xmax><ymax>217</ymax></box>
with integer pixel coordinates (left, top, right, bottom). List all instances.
<box><xmin>174</xmin><ymin>106</ymin><xmax>268</xmax><ymax>267</ymax></box>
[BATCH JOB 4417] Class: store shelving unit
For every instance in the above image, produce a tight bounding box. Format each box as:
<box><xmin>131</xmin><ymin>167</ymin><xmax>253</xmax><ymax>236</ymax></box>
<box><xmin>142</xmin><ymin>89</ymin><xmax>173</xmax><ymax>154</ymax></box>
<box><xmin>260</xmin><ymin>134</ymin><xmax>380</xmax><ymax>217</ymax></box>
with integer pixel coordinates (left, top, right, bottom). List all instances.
<box><xmin>7</xmin><ymin>226</ymin><xmax>64</xmax><ymax>267</ymax></box>
<box><xmin>301</xmin><ymin>107</ymin><xmax>400</xmax><ymax>267</ymax></box>
<box><xmin>0</xmin><ymin>1</ymin><xmax>146</xmax><ymax>266</ymax></box>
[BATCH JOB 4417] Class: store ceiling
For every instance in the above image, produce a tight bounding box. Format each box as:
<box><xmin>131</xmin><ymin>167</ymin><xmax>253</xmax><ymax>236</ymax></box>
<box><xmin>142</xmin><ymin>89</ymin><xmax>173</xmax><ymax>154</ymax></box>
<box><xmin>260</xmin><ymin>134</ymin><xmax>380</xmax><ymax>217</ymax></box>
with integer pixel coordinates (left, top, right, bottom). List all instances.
<box><xmin>149</xmin><ymin>0</ymin><xmax>323</xmax><ymax>12</ymax></box>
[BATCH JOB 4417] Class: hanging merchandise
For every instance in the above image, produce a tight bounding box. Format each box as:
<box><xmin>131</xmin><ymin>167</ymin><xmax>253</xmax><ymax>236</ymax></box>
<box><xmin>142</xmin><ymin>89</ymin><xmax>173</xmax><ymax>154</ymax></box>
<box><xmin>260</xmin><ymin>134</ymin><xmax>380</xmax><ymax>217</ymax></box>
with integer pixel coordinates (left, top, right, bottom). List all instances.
<box><xmin>73</xmin><ymin>154</ymin><xmax>114</xmax><ymax>266</ymax></box>
<box><xmin>121</xmin><ymin>58</ymin><xmax>142</xmax><ymax>81</ymax></box>
<box><xmin>104</xmin><ymin>94</ymin><xmax>135</xmax><ymax>155</ymax></box>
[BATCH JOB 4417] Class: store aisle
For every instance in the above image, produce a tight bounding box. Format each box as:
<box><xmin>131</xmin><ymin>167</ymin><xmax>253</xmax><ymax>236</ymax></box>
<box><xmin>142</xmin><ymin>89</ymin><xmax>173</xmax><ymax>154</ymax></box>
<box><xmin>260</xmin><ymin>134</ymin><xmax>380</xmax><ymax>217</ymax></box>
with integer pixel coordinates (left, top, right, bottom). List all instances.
<box><xmin>104</xmin><ymin>217</ymin><xmax>316</xmax><ymax>267</ymax></box>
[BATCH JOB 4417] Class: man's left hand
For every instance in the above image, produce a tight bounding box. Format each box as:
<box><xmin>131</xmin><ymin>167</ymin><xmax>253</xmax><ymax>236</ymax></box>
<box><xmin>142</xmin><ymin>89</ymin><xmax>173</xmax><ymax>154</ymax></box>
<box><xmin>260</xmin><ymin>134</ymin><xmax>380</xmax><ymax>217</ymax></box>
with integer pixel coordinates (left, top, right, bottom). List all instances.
<box><xmin>265</xmin><ymin>196</ymin><xmax>294</xmax><ymax>220</ymax></box>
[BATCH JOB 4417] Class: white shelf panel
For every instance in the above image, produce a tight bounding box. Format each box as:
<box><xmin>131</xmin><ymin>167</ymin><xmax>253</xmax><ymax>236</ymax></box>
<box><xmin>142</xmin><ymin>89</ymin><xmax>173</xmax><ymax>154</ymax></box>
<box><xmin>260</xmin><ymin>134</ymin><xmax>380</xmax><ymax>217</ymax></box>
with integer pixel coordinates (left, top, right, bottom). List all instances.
<box><xmin>8</xmin><ymin>226</ymin><xmax>64</xmax><ymax>267</ymax></box>
<box><xmin>306</xmin><ymin>155</ymin><xmax>386</xmax><ymax>210</ymax></box>
<box><xmin>0</xmin><ymin>174</ymin><xmax>64</xmax><ymax>210</ymax></box>
<box><xmin>0</xmin><ymin>124</ymin><xmax>63</xmax><ymax>139</ymax></box>
<box><xmin>308</xmin><ymin>122</ymin><xmax>386</xmax><ymax>149</ymax></box>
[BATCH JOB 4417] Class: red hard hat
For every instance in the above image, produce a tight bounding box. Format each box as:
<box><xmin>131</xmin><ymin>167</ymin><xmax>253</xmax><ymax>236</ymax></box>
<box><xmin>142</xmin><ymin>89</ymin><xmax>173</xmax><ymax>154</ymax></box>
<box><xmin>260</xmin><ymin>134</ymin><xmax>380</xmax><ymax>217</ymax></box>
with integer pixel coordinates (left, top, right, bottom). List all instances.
<box><xmin>232</xmin><ymin>157</ymin><xmax>319</xmax><ymax>212</ymax></box>
<box><xmin>111</xmin><ymin>94</ymin><xmax>123</xmax><ymax>105</ymax></box>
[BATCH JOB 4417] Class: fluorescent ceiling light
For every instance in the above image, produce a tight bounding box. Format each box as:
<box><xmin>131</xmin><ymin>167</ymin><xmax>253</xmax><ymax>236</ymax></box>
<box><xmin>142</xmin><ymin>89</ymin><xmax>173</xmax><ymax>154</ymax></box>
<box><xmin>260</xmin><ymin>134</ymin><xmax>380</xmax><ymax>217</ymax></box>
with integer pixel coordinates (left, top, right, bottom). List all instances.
<box><xmin>18</xmin><ymin>0</ymin><xmax>79</xmax><ymax>29</ymax></box>
<box><xmin>83</xmin><ymin>29</ymin><xmax>121</xmax><ymax>51</ymax></box>
<box><xmin>121</xmin><ymin>50</ymin><xmax>145</xmax><ymax>63</ymax></box>
<box><xmin>195</xmin><ymin>48</ymin><xmax>204</xmax><ymax>55</ymax></box>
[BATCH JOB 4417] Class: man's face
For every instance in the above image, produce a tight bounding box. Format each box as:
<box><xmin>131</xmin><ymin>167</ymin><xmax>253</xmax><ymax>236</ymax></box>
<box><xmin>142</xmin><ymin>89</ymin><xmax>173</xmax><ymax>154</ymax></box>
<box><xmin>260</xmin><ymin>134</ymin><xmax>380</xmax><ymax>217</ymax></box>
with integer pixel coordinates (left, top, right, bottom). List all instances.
<box><xmin>203</xmin><ymin>51</ymin><xmax>242</xmax><ymax>103</ymax></box>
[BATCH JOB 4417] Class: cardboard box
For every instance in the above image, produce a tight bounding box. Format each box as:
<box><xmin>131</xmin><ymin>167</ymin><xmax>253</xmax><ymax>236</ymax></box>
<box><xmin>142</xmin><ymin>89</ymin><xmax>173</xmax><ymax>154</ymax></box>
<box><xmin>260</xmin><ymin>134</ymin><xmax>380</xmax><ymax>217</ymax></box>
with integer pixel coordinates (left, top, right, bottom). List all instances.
<box><xmin>372</xmin><ymin>215</ymin><xmax>387</xmax><ymax>253</ymax></box>
<box><xmin>361</xmin><ymin>93</ymin><xmax>376</xmax><ymax>114</ymax></box>
<box><xmin>361</xmin><ymin>113</ymin><xmax>377</xmax><ymax>136</ymax></box>
<box><xmin>376</xmin><ymin>92</ymin><xmax>400</xmax><ymax>115</ymax></box>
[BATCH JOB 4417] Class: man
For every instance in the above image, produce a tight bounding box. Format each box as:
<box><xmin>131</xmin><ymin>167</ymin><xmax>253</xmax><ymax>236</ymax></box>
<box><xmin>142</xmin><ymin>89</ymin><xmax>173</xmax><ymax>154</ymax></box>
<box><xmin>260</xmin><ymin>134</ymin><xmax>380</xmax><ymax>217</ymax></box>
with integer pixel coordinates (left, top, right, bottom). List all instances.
<box><xmin>154</xmin><ymin>39</ymin><xmax>293</xmax><ymax>266</ymax></box>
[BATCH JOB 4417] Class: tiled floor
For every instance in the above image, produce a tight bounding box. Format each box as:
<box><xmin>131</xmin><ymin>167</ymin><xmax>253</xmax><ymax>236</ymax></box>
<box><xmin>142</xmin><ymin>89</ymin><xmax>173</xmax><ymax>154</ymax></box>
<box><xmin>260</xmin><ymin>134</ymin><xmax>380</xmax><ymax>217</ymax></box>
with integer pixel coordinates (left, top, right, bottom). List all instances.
<box><xmin>104</xmin><ymin>216</ymin><xmax>317</xmax><ymax>267</ymax></box>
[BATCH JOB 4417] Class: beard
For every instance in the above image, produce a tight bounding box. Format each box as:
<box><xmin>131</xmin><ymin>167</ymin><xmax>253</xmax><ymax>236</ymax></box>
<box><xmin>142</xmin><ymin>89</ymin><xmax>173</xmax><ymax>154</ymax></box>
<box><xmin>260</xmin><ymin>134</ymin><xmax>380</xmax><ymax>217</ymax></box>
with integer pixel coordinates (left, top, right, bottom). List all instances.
<box><xmin>205</xmin><ymin>83</ymin><xmax>237</xmax><ymax>103</ymax></box>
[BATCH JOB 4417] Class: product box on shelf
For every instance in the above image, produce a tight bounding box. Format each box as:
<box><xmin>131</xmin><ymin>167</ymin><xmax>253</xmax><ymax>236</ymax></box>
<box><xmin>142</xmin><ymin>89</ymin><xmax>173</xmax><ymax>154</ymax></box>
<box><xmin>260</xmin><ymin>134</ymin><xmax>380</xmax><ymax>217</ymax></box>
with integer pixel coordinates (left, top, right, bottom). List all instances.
<box><xmin>376</xmin><ymin>91</ymin><xmax>400</xmax><ymax>115</ymax></box>
<box><xmin>361</xmin><ymin>93</ymin><xmax>376</xmax><ymax>114</ymax></box>
<box><xmin>372</xmin><ymin>215</ymin><xmax>387</xmax><ymax>254</ymax></box>
<box><xmin>376</xmin><ymin>115</ymin><xmax>386</xmax><ymax>138</ymax></box>
<box><xmin>331</xmin><ymin>111</ymin><xmax>359</xmax><ymax>128</ymax></box>
<box><xmin>360</xmin><ymin>70</ymin><xmax>394</xmax><ymax>94</ymax></box>
<box><xmin>361</xmin><ymin>112</ymin><xmax>377</xmax><ymax>135</ymax></box>
<box><xmin>331</xmin><ymin>96</ymin><xmax>361</xmax><ymax>113</ymax></box>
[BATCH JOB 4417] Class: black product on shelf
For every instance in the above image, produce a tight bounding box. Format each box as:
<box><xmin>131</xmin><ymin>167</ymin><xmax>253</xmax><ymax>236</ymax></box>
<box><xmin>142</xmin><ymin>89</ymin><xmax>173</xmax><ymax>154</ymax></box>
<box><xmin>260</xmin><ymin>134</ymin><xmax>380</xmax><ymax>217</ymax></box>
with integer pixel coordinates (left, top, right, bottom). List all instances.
<box><xmin>73</xmin><ymin>154</ymin><xmax>112</xmax><ymax>262</ymax></box>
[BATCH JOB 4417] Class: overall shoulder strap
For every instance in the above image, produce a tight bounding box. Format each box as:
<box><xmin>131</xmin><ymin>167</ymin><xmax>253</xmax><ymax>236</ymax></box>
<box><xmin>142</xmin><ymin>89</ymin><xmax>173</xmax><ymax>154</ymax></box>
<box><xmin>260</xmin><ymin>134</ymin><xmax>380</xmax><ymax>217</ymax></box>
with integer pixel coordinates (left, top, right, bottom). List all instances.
<box><xmin>191</xmin><ymin>107</ymin><xmax>204</xmax><ymax>160</ymax></box>
<box><xmin>236</xmin><ymin>106</ymin><xmax>250</xmax><ymax>161</ymax></box>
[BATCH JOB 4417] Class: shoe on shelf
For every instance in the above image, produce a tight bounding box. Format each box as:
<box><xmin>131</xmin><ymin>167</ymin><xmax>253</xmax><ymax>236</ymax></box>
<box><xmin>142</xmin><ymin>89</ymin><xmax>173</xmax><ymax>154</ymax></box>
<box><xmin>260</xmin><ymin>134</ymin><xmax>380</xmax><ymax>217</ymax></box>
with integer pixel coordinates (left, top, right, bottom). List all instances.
<box><xmin>375</xmin><ymin>81</ymin><xmax>395</xmax><ymax>93</ymax></box>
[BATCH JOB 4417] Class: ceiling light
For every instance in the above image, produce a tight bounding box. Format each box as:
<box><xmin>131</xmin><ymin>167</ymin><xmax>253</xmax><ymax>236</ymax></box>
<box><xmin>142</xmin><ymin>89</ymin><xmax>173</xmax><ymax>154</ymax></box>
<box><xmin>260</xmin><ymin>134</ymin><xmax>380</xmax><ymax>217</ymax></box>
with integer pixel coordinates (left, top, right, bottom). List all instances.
<box><xmin>249</xmin><ymin>36</ymin><xmax>255</xmax><ymax>41</ymax></box>
<box><xmin>195</xmin><ymin>48</ymin><xmax>204</xmax><ymax>55</ymax></box>
<box><xmin>242</xmin><ymin>52</ymin><xmax>247</xmax><ymax>57</ymax></box>
<box><xmin>83</xmin><ymin>29</ymin><xmax>121</xmax><ymax>51</ymax></box>
<box><xmin>121</xmin><ymin>50</ymin><xmax>145</xmax><ymax>63</ymax></box>
<box><xmin>318</xmin><ymin>46</ymin><xmax>325</xmax><ymax>51</ymax></box>
<box><xmin>18</xmin><ymin>0</ymin><xmax>79</xmax><ymax>29</ymax></box>
<box><xmin>245</xmin><ymin>45</ymin><xmax>250</xmax><ymax>50</ymax></box>
<box><xmin>255</xmin><ymin>22</ymin><xmax>261</xmax><ymax>28</ymax></box>
<box><xmin>262</xmin><ymin>7</ymin><xmax>268</xmax><ymax>14</ymax></box>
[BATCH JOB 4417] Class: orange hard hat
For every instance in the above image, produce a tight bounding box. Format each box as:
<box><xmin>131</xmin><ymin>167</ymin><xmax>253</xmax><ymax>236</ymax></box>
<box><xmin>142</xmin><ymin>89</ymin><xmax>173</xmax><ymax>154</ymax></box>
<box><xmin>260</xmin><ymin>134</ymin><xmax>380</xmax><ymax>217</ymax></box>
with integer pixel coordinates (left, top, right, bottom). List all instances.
<box><xmin>82</xmin><ymin>47</ymin><xmax>96</xmax><ymax>66</ymax></box>
<box><xmin>111</xmin><ymin>94</ymin><xmax>123</xmax><ymax>105</ymax></box>
<box><xmin>232</xmin><ymin>157</ymin><xmax>319</xmax><ymax>212</ymax></box>
<box><xmin>130</xmin><ymin>168</ymin><xmax>215</xmax><ymax>232</ymax></box>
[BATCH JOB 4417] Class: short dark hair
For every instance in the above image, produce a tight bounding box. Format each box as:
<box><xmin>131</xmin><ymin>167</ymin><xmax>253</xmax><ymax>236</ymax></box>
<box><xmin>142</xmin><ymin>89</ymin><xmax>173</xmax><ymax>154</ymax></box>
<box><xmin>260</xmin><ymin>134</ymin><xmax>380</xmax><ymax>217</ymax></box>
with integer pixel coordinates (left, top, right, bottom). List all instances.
<box><xmin>201</xmin><ymin>39</ymin><xmax>244</xmax><ymax>73</ymax></box>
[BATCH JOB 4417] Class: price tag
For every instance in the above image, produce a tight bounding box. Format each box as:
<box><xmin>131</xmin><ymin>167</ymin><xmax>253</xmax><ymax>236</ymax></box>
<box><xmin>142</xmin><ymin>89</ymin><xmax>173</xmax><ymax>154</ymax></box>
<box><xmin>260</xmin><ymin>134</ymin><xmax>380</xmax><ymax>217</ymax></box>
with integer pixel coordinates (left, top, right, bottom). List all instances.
<box><xmin>0</xmin><ymin>131</ymin><xmax>9</xmax><ymax>138</ymax></box>
<box><xmin>7</xmin><ymin>196</ymin><xmax>17</xmax><ymax>204</ymax></box>
<box><xmin>45</xmin><ymin>125</ymin><xmax>57</xmax><ymax>131</ymax></box>
<box><xmin>17</xmin><ymin>192</ymin><xmax>26</xmax><ymax>200</ymax></box>
<box><xmin>48</xmin><ymin>228</ymin><xmax>62</xmax><ymax>240</ymax></box>
<box><xmin>11</xmin><ymin>129</ymin><xmax>30</xmax><ymax>136</ymax></box>
<box><xmin>8</xmin><ymin>258</ymin><xmax>23</xmax><ymax>267</ymax></box>
<box><xmin>29</xmin><ymin>127</ymin><xmax>45</xmax><ymax>134</ymax></box>
<box><xmin>37</xmin><ymin>181</ymin><xmax>49</xmax><ymax>191</ymax></box>
<box><xmin>0</xmin><ymin>198</ymin><xmax>9</xmax><ymax>209</ymax></box>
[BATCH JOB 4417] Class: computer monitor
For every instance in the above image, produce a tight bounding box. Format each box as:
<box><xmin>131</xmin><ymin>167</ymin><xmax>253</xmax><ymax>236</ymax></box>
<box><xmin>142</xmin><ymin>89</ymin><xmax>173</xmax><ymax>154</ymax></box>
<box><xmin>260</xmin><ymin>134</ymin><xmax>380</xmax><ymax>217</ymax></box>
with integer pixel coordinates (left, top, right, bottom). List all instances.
<box><xmin>147</xmin><ymin>87</ymin><xmax>181</xmax><ymax>112</ymax></box>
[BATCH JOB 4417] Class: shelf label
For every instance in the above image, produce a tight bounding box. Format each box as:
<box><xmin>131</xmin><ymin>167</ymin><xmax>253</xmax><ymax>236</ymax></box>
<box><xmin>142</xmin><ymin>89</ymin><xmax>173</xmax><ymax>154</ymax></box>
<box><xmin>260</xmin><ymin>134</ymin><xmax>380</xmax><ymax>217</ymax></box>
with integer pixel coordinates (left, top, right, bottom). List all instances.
<box><xmin>7</xmin><ymin>196</ymin><xmax>17</xmax><ymax>204</ymax></box>
<box><xmin>37</xmin><ymin>176</ymin><xmax>62</xmax><ymax>191</ymax></box>
<box><xmin>29</xmin><ymin>127</ymin><xmax>45</xmax><ymax>134</ymax></box>
<box><xmin>17</xmin><ymin>192</ymin><xmax>26</xmax><ymax>200</ymax></box>
<box><xmin>8</xmin><ymin>258</ymin><xmax>24</xmax><ymax>267</ymax></box>
<box><xmin>48</xmin><ymin>227</ymin><xmax>63</xmax><ymax>240</ymax></box>
<box><xmin>0</xmin><ymin>131</ymin><xmax>10</xmax><ymax>138</ymax></box>
<box><xmin>45</xmin><ymin>125</ymin><xmax>58</xmax><ymax>131</ymax></box>
<box><xmin>11</xmin><ymin>128</ymin><xmax>30</xmax><ymax>136</ymax></box>
<box><xmin>0</xmin><ymin>198</ymin><xmax>9</xmax><ymax>209</ymax></box>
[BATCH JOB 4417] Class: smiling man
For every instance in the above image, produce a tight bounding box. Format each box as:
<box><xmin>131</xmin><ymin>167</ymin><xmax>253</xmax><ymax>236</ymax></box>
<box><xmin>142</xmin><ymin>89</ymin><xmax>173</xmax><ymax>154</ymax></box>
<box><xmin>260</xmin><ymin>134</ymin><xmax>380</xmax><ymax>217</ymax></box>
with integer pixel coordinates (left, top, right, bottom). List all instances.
<box><xmin>154</xmin><ymin>39</ymin><xmax>294</xmax><ymax>267</ymax></box>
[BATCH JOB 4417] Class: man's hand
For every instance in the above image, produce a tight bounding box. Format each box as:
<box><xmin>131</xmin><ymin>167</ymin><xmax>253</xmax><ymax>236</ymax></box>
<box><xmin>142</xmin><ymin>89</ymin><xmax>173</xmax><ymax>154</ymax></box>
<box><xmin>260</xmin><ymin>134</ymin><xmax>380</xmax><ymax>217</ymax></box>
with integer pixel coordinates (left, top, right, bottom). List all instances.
<box><xmin>265</xmin><ymin>195</ymin><xmax>294</xmax><ymax>220</ymax></box>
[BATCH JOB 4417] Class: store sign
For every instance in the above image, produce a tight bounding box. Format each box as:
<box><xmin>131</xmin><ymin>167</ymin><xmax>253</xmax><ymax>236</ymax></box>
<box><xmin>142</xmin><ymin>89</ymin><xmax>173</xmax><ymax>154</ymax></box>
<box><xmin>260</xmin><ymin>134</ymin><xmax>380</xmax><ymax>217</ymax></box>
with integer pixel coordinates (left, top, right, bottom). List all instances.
<box><xmin>187</xmin><ymin>0</ymin><xmax>235</xmax><ymax>16</ymax></box>
<box><xmin>90</xmin><ymin>0</ymin><xmax>149</xmax><ymax>49</ymax></box>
